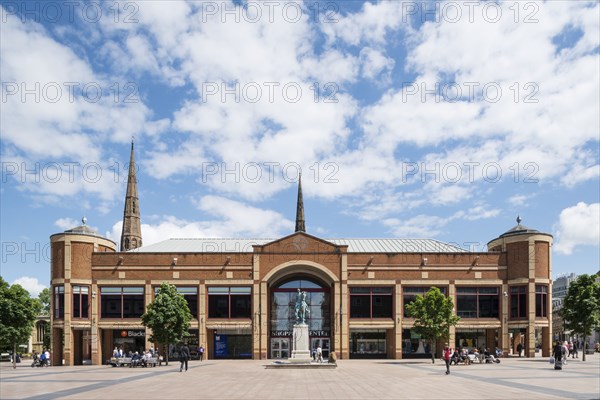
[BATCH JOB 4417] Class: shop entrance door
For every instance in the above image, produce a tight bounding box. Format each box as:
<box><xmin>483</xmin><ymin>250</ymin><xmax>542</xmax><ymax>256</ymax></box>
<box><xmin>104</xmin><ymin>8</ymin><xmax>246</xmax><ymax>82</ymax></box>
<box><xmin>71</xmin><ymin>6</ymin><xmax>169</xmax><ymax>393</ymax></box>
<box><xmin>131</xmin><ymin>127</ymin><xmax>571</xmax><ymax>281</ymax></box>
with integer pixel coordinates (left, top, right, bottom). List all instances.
<box><xmin>270</xmin><ymin>338</ymin><xmax>290</xmax><ymax>359</ymax></box>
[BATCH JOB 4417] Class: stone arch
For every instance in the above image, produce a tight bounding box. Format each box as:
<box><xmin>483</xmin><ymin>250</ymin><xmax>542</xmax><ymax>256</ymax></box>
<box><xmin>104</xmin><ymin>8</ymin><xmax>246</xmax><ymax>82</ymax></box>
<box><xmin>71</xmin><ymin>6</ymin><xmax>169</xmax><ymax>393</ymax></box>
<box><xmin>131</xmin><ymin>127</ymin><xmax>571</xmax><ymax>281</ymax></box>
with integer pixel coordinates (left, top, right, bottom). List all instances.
<box><xmin>263</xmin><ymin>260</ymin><xmax>338</xmax><ymax>286</ymax></box>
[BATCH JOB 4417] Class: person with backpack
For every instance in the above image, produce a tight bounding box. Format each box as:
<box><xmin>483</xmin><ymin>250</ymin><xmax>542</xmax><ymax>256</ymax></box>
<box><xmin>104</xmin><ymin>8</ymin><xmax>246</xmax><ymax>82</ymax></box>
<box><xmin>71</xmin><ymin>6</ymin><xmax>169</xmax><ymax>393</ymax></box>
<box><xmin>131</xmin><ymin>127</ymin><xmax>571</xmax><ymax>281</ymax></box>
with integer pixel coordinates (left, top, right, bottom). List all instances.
<box><xmin>552</xmin><ymin>341</ymin><xmax>563</xmax><ymax>370</ymax></box>
<box><xmin>443</xmin><ymin>346</ymin><xmax>452</xmax><ymax>375</ymax></box>
<box><xmin>39</xmin><ymin>349</ymin><xmax>47</xmax><ymax>367</ymax></box>
<box><xmin>179</xmin><ymin>343</ymin><xmax>190</xmax><ymax>372</ymax></box>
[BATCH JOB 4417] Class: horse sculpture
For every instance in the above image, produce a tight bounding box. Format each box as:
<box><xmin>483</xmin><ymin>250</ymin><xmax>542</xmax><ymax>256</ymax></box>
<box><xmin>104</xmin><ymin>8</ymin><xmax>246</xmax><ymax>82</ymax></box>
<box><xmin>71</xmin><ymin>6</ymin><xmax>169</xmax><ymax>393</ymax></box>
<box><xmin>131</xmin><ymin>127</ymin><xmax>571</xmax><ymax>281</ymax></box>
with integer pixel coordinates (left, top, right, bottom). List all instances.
<box><xmin>294</xmin><ymin>289</ymin><xmax>310</xmax><ymax>324</ymax></box>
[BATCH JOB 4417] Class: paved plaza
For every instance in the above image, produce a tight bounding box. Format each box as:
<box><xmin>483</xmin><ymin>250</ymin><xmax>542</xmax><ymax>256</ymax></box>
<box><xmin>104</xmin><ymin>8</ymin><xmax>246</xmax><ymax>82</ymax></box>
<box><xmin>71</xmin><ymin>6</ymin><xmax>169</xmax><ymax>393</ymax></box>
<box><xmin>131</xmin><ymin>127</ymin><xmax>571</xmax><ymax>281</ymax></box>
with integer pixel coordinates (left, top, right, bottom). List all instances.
<box><xmin>1</xmin><ymin>354</ymin><xmax>599</xmax><ymax>399</ymax></box>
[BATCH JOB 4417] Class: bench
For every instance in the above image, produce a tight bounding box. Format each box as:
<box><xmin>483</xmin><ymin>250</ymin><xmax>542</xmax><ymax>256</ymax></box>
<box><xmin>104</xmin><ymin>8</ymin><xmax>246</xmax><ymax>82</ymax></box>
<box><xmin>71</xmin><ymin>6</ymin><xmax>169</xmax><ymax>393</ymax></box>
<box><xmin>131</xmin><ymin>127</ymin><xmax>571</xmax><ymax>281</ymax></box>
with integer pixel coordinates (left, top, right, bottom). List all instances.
<box><xmin>117</xmin><ymin>357</ymin><xmax>132</xmax><ymax>367</ymax></box>
<box><xmin>146</xmin><ymin>357</ymin><xmax>159</xmax><ymax>367</ymax></box>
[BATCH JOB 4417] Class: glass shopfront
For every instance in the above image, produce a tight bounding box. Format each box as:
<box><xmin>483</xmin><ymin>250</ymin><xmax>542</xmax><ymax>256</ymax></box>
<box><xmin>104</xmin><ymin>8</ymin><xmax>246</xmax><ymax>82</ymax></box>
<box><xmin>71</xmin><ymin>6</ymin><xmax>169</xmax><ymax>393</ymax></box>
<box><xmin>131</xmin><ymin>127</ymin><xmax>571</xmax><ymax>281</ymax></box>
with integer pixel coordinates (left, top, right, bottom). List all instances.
<box><xmin>350</xmin><ymin>330</ymin><xmax>387</xmax><ymax>359</ymax></box>
<box><xmin>269</xmin><ymin>278</ymin><xmax>331</xmax><ymax>359</ymax></box>
<box><xmin>455</xmin><ymin>329</ymin><xmax>487</xmax><ymax>351</ymax></box>
<box><xmin>402</xmin><ymin>329</ymin><xmax>432</xmax><ymax>358</ymax></box>
<box><xmin>112</xmin><ymin>329</ymin><xmax>146</xmax><ymax>356</ymax></box>
<box><xmin>213</xmin><ymin>330</ymin><xmax>252</xmax><ymax>359</ymax></box>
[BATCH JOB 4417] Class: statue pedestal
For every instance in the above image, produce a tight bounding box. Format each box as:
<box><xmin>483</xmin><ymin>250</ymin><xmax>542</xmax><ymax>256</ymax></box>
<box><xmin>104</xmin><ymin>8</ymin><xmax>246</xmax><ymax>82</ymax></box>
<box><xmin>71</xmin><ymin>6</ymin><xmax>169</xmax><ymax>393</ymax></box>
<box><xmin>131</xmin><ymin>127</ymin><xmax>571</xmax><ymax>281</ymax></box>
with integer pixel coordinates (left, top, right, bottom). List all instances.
<box><xmin>290</xmin><ymin>323</ymin><xmax>312</xmax><ymax>363</ymax></box>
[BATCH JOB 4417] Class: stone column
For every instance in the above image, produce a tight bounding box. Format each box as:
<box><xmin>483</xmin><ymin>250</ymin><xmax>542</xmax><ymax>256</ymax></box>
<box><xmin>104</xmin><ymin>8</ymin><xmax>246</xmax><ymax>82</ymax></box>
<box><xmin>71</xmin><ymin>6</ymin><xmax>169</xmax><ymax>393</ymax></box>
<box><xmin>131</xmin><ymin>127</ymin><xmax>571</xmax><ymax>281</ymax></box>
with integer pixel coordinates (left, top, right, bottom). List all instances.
<box><xmin>395</xmin><ymin>282</ymin><xmax>403</xmax><ymax>359</ymax></box>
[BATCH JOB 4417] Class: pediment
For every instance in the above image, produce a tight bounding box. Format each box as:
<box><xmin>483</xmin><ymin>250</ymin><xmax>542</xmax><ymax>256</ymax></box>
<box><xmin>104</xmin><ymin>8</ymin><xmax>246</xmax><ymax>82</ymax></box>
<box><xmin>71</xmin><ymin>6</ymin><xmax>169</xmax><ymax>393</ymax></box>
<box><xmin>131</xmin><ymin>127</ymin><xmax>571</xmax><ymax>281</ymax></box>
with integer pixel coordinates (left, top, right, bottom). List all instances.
<box><xmin>254</xmin><ymin>232</ymin><xmax>344</xmax><ymax>254</ymax></box>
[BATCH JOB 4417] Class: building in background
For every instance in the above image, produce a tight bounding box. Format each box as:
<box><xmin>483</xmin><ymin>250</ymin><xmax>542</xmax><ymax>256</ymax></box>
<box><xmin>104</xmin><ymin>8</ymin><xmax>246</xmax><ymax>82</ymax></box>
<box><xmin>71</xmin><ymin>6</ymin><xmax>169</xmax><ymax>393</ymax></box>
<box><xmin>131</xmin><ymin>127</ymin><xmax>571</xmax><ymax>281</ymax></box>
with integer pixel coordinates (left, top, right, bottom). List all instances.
<box><xmin>49</xmin><ymin>144</ymin><xmax>554</xmax><ymax>365</ymax></box>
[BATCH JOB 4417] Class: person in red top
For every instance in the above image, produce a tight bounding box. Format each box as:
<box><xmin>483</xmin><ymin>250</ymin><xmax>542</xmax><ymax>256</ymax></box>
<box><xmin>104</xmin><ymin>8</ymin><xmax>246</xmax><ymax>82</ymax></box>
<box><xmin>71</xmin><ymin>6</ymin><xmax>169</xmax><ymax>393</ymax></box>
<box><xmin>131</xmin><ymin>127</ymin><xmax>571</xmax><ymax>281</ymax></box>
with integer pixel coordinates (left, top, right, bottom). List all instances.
<box><xmin>443</xmin><ymin>346</ymin><xmax>452</xmax><ymax>375</ymax></box>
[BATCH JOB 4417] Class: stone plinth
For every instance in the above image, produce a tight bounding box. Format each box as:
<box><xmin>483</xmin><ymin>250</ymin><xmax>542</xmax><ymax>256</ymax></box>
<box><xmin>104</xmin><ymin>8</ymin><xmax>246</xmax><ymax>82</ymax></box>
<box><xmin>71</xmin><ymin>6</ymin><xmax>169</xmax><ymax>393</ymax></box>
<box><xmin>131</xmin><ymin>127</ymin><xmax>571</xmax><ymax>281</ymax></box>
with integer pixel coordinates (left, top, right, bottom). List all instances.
<box><xmin>290</xmin><ymin>323</ymin><xmax>312</xmax><ymax>363</ymax></box>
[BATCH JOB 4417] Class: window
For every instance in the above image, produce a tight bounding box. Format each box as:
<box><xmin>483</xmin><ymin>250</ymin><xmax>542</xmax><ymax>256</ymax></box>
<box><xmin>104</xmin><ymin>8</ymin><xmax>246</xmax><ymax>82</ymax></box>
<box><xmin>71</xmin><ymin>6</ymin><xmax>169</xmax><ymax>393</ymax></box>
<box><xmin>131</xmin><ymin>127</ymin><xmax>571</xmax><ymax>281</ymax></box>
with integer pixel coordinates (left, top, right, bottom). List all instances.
<box><xmin>349</xmin><ymin>287</ymin><xmax>393</xmax><ymax>319</ymax></box>
<box><xmin>270</xmin><ymin>279</ymin><xmax>331</xmax><ymax>333</ymax></box>
<box><xmin>72</xmin><ymin>286</ymin><xmax>89</xmax><ymax>319</ymax></box>
<box><xmin>54</xmin><ymin>286</ymin><xmax>64</xmax><ymax>319</ymax></box>
<box><xmin>510</xmin><ymin>286</ymin><xmax>527</xmax><ymax>319</ymax></box>
<box><xmin>154</xmin><ymin>287</ymin><xmax>198</xmax><ymax>318</ymax></box>
<box><xmin>208</xmin><ymin>287</ymin><xmax>251</xmax><ymax>319</ymax></box>
<box><xmin>403</xmin><ymin>287</ymin><xmax>447</xmax><ymax>317</ymax></box>
<box><xmin>100</xmin><ymin>287</ymin><xmax>144</xmax><ymax>319</ymax></box>
<box><xmin>456</xmin><ymin>287</ymin><xmax>499</xmax><ymax>318</ymax></box>
<box><xmin>535</xmin><ymin>285</ymin><xmax>548</xmax><ymax>317</ymax></box>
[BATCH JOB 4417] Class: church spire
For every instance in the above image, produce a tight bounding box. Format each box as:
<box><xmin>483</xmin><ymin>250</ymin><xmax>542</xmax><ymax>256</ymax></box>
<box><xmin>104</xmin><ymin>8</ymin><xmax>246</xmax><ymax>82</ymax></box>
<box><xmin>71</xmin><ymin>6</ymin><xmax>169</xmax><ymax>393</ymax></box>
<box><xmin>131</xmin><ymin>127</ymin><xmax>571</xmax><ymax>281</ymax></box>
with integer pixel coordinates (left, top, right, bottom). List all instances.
<box><xmin>295</xmin><ymin>173</ymin><xmax>305</xmax><ymax>232</ymax></box>
<box><xmin>120</xmin><ymin>140</ymin><xmax>142</xmax><ymax>251</ymax></box>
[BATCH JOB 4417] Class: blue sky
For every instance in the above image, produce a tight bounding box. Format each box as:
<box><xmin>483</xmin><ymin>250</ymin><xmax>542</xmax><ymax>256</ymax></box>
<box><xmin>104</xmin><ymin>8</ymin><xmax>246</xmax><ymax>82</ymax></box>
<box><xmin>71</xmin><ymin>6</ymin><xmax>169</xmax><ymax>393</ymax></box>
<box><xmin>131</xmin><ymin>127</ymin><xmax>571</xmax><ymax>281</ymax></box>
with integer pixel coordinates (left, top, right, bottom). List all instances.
<box><xmin>1</xmin><ymin>1</ymin><xmax>599</xmax><ymax>296</ymax></box>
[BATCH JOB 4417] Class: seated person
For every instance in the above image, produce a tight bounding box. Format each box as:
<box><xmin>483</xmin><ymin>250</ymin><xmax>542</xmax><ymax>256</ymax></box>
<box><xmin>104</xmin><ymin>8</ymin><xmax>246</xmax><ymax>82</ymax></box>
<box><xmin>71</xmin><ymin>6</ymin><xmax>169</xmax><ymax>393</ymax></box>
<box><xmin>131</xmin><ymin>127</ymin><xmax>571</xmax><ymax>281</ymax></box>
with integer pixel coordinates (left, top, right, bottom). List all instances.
<box><xmin>451</xmin><ymin>349</ymin><xmax>460</xmax><ymax>365</ymax></box>
<box><xmin>484</xmin><ymin>348</ymin><xmax>496</xmax><ymax>362</ymax></box>
<box><xmin>130</xmin><ymin>352</ymin><xmax>142</xmax><ymax>367</ymax></box>
<box><xmin>459</xmin><ymin>348</ymin><xmax>470</xmax><ymax>364</ymax></box>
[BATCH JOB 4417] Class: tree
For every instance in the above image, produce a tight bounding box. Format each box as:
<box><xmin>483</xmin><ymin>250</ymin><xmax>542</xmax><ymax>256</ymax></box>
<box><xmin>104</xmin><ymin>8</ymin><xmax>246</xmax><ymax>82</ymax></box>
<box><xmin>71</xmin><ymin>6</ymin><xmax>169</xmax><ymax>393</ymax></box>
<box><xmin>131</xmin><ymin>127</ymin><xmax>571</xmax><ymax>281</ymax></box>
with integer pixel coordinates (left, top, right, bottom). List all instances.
<box><xmin>0</xmin><ymin>277</ymin><xmax>43</xmax><ymax>368</ymax></box>
<box><xmin>38</xmin><ymin>288</ymin><xmax>51</xmax><ymax>316</ymax></box>
<box><xmin>405</xmin><ymin>287</ymin><xmax>460</xmax><ymax>363</ymax></box>
<box><xmin>37</xmin><ymin>288</ymin><xmax>52</xmax><ymax>349</ymax></box>
<box><xmin>561</xmin><ymin>274</ymin><xmax>600</xmax><ymax>362</ymax></box>
<box><xmin>141</xmin><ymin>283</ymin><xmax>192</xmax><ymax>365</ymax></box>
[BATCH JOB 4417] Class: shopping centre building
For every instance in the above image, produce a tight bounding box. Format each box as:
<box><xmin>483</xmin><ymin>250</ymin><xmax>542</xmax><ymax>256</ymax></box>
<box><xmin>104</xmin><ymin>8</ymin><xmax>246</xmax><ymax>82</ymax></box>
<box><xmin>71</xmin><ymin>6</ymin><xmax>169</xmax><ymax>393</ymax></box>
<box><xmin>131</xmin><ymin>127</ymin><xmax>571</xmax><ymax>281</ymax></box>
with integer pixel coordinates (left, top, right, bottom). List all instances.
<box><xmin>50</xmin><ymin>144</ymin><xmax>554</xmax><ymax>366</ymax></box>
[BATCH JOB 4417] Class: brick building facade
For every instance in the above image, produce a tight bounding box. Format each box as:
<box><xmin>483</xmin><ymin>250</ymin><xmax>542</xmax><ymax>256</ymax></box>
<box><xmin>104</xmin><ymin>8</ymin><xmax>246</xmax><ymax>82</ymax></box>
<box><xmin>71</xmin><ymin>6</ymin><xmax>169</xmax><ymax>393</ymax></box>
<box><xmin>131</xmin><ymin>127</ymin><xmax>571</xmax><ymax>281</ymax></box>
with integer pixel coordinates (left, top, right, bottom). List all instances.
<box><xmin>50</xmin><ymin>145</ymin><xmax>553</xmax><ymax>365</ymax></box>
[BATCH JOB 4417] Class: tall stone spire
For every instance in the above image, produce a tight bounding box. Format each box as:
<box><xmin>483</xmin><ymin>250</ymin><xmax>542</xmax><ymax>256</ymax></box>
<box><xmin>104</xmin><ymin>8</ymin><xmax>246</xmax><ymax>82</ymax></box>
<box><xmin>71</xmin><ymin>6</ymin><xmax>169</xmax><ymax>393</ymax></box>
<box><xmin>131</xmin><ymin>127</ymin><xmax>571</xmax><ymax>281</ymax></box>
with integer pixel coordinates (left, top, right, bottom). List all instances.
<box><xmin>295</xmin><ymin>173</ymin><xmax>305</xmax><ymax>232</ymax></box>
<box><xmin>120</xmin><ymin>141</ymin><xmax>142</xmax><ymax>251</ymax></box>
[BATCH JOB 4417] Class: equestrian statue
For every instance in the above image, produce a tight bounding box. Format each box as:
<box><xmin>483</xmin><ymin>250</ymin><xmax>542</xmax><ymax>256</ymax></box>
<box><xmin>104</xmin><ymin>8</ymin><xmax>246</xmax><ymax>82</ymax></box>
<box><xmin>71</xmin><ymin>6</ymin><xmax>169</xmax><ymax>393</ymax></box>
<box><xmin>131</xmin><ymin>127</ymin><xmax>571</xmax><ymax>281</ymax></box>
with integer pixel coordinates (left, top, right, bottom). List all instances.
<box><xmin>294</xmin><ymin>288</ymin><xmax>310</xmax><ymax>324</ymax></box>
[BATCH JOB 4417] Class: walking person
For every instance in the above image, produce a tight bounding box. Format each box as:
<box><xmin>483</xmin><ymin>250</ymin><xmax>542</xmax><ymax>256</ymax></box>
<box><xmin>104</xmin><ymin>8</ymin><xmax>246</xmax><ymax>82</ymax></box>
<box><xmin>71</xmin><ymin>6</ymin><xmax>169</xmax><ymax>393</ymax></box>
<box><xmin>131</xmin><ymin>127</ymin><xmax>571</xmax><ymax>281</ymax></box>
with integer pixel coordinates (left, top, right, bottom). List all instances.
<box><xmin>443</xmin><ymin>345</ymin><xmax>452</xmax><ymax>375</ymax></box>
<box><xmin>517</xmin><ymin>342</ymin><xmax>523</xmax><ymax>357</ymax></box>
<box><xmin>571</xmin><ymin>342</ymin><xmax>578</xmax><ymax>359</ymax></box>
<box><xmin>197</xmin><ymin>344</ymin><xmax>205</xmax><ymax>362</ymax></box>
<box><xmin>552</xmin><ymin>341</ymin><xmax>563</xmax><ymax>370</ymax></box>
<box><xmin>179</xmin><ymin>343</ymin><xmax>190</xmax><ymax>372</ymax></box>
<box><xmin>561</xmin><ymin>341</ymin><xmax>569</xmax><ymax>365</ymax></box>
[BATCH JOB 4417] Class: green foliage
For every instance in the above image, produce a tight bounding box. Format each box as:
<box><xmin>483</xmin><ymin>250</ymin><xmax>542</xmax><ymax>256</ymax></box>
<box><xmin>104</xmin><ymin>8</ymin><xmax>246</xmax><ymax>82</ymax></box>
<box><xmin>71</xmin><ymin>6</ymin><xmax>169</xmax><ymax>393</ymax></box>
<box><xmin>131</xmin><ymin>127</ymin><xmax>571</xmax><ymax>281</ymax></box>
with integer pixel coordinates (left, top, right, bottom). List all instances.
<box><xmin>38</xmin><ymin>288</ymin><xmax>51</xmax><ymax>316</ymax></box>
<box><xmin>561</xmin><ymin>274</ymin><xmax>600</xmax><ymax>361</ymax></box>
<box><xmin>0</xmin><ymin>276</ymin><xmax>43</xmax><ymax>367</ymax></box>
<box><xmin>141</xmin><ymin>283</ymin><xmax>192</xmax><ymax>364</ymax></box>
<box><xmin>405</xmin><ymin>287</ymin><xmax>460</xmax><ymax>361</ymax></box>
<box><xmin>43</xmin><ymin>323</ymin><xmax>51</xmax><ymax>350</ymax></box>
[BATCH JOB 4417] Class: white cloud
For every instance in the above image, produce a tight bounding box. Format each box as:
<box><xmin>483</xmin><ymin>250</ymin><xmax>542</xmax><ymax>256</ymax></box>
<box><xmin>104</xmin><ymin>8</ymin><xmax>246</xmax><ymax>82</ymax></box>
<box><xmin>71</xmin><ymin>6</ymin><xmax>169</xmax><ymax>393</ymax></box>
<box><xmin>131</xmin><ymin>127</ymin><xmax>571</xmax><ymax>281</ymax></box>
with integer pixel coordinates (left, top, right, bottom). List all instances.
<box><xmin>508</xmin><ymin>194</ymin><xmax>534</xmax><ymax>207</ymax></box>
<box><xmin>561</xmin><ymin>164</ymin><xmax>600</xmax><ymax>188</ymax></box>
<box><xmin>320</xmin><ymin>1</ymin><xmax>407</xmax><ymax>46</ymax></box>
<box><xmin>54</xmin><ymin>218</ymin><xmax>81</xmax><ymax>231</ymax></box>
<box><xmin>554</xmin><ymin>202</ymin><xmax>600</xmax><ymax>254</ymax></box>
<box><xmin>108</xmin><ymin>195</ymin><xmax>294</xmax><ymax>246</ymax></box>
<box><xmin>362</xmin><ymin>1</ymin><xmax>599</xmax><ymax>185</ymax></box>
<box><xmin>383</xmin><ymin>214</ymin><xmax>450</xmax><ymax>238</ymax></box>
<box><xmin>11</xmin><ymin>276</ymin><xmax>47</xmax><ymax>297</ymax></box>
<box><xmin>0</xmin><ymin>8</ymin><xmax>164</xmax><ymax>204</ymax></box>
<box><xmin>382</xmin><ymin>202</ymin><xmax>500</xmax><ymax>238</ymax></box>
<box><xmin>359</xmin><ymin>47</ymin><xmax>395</xmax><ymax>81</ymax></box>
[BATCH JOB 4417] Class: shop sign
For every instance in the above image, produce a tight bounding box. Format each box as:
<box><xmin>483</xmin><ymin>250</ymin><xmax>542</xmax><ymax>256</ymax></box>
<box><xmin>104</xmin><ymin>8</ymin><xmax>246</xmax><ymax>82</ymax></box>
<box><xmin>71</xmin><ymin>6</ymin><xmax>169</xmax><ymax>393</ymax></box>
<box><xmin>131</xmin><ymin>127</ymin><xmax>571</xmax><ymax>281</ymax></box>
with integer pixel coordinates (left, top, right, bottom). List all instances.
<box><xmin>309</xmin><ymin>330</ymin><xmax>330</xmax><ymax>337</ymax></box>
<box><xmin>118</xmin><ymin>330</ymin><xmax>145</xmax><ymax>338</ymax></box>
<box><xmin>270</xmin><ymin>330</ymin><xmax>292</xmax><ymax>337</ymax></box>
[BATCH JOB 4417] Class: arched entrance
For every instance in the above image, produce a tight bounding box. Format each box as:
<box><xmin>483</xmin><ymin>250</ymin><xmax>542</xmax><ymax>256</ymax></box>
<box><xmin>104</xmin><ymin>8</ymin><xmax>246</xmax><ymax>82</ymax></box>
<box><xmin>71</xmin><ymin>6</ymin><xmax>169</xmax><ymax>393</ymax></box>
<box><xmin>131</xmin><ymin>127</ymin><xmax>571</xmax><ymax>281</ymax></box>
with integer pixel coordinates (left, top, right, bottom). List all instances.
<box><xmin>269</xmin><ymin>276</ymin><xmax>332</xmax><ymax>359</ymax></box>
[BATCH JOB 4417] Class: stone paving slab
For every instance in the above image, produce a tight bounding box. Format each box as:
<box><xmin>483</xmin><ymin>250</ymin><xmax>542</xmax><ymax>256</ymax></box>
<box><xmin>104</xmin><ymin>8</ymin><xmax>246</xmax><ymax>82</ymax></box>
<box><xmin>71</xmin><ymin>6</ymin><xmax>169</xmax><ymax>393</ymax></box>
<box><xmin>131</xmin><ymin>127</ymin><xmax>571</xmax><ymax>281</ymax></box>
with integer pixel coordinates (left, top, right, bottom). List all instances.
<box><xmin>1</xmin><ymin>354</ymin><xmax>599</xmax><ymax>399</ymax></box>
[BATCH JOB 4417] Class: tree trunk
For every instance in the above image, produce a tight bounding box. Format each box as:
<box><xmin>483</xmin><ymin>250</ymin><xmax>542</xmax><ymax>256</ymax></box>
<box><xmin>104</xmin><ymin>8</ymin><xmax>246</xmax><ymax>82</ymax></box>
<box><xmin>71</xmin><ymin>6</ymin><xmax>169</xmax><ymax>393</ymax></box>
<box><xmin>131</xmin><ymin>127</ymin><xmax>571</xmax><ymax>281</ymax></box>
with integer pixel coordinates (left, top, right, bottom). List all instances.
<box><xmin>12</xmin><ymin>343</ymin><xmax>16</xmax><ymax>369</ymax></box>
<box><xmin>582</xmin><ymin>335</ymin><xmax>586</xmax><ymax>362</ymax></box>
<box><xmin>431</xmin><ymin>339</ymin><xmax>436</xmax><ymax>364</ymax></box>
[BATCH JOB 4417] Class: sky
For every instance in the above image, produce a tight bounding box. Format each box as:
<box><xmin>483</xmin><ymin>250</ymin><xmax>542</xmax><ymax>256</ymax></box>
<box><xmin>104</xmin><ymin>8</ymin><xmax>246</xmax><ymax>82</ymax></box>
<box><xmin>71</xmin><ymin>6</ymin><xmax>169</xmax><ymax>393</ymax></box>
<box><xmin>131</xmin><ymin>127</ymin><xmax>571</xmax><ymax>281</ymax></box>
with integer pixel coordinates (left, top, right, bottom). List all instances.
<box><xmin>1</xmin><ymin>1</ymin><xmax>599</xmax><ymax>297</ymax></box>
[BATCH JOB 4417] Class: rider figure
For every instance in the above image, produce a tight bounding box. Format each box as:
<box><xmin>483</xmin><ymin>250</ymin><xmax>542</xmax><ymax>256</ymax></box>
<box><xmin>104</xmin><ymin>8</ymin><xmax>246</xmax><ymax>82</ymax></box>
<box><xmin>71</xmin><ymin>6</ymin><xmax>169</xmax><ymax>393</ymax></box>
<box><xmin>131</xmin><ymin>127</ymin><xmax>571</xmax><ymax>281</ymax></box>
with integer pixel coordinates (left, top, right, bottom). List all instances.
<box><xmin>294</xmin><ymin>289</ymin><xmax>309</xmax><ymax>324</ymax></box>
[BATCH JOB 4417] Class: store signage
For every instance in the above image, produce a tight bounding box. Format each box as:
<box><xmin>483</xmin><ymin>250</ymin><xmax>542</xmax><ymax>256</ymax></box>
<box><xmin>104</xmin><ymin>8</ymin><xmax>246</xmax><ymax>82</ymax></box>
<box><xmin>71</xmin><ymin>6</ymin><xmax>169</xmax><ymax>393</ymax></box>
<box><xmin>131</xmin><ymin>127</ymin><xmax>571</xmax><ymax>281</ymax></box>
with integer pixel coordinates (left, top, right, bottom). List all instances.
<box><xmin>271</xmin><ymin>330</ymin><xmax>292</xmax><ymax>337</ymax></box>
<box><xmin>215</xmin><ymin>335</ymin><xmax>228</xmax><ymax>357</ymax></box>
<box><xmin>119</xmin><ymin>330</ymin><xmax>145</xmax><ymax>338</ymax></box>
<box><xmin>270</xmin><ymin>330</ymin><xmax>330</xmax><ymax>337</ymax></box>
